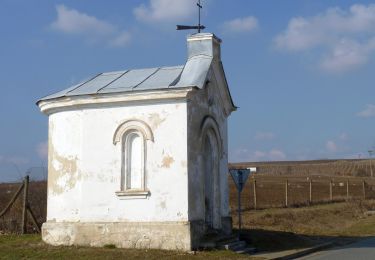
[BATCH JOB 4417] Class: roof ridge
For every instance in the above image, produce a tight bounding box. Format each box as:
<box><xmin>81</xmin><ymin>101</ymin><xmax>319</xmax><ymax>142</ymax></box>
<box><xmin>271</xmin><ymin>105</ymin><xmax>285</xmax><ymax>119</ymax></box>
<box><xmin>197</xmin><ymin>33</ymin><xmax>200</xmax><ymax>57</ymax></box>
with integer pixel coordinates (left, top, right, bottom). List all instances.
<box><xmin>101</xmin><ymin>65</ymin><xmax>183</xmax><ymax>74</ymax></box>
<box><xmin>96</xmin><ymin>70</ymin><xmax>129</xmax><ymax>94</ymax></box>
<box><xmin>66</xmin><ymin>73</ymin><xmax>103</xmax><ymax>95</ymax></box>
<box><xmin>132</xmin><ymin>68</ymin><xmax>161</xmax><ymax>90</ymax></box>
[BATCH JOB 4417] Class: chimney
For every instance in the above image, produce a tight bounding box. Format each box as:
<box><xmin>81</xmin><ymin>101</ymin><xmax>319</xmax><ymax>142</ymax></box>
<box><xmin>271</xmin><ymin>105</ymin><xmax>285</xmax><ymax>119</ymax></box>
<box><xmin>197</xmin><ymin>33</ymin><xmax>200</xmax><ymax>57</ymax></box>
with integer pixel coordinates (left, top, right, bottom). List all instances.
<box><xmin>187</xmin><ymin>33</ymin><xmax>222</xmax><ymax>60</ymax></box>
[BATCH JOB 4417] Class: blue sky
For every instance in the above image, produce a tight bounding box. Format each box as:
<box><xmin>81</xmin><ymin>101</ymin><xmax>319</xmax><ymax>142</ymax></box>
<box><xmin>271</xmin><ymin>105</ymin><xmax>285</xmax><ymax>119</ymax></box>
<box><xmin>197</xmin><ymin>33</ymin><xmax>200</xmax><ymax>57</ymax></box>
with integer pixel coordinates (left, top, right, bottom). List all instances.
<box><xmin>0</xmin><ymin>0</ymin><xmax>374</xmax><ymax>182</ymax></box>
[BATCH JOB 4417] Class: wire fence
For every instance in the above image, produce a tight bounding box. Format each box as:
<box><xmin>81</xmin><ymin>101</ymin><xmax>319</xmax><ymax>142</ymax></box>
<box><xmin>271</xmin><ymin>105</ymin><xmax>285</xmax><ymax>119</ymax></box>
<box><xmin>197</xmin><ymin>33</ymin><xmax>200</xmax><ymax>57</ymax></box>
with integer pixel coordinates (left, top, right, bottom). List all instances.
<box><xmin>229</xmin><ymin>175</ymin><xmax>375</xmax><ymax>211</ymax></box>
<box><xmin>0</xmin><ymin>176</ymin><xmax>46</xmax><ymax>234</ymax></box>
<box><xmin>2</xmin><ymin>174</ymin><xmax>375</xmax><ymax>233</ymax></box>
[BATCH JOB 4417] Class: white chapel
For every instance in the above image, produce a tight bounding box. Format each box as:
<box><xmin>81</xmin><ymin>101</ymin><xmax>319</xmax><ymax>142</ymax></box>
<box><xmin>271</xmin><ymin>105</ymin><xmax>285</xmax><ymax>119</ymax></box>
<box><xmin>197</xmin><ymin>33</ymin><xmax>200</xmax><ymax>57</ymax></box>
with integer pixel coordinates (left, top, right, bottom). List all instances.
<box><xmin>37</xmin><ymin>33</ymin><xmax>236</xmax><ymax>251</ymax></box>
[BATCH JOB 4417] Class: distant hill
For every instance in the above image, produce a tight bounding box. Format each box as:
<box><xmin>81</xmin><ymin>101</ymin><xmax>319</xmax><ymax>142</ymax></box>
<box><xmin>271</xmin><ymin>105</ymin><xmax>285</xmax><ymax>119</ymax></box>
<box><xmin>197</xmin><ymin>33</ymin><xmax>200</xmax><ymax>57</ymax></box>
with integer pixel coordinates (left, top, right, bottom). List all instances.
<box><xmin>230</xmin><ymin>159</ymin><xmax>374</xmax><ymax>177</ymax></box>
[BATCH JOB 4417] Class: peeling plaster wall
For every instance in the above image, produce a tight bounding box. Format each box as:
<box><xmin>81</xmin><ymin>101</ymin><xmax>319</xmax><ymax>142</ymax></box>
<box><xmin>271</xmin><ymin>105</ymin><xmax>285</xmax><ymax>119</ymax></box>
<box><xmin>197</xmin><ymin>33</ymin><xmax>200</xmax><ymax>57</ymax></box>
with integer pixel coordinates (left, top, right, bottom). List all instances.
<box><xmin>187</xmin><ymin>67</ymin><xmax>231</xmax><ymax>224</ymax></box>
<box><xmin>47</xmin><ymin>100</ymin><xmax>188</xmax><ymax>223</ymax></box>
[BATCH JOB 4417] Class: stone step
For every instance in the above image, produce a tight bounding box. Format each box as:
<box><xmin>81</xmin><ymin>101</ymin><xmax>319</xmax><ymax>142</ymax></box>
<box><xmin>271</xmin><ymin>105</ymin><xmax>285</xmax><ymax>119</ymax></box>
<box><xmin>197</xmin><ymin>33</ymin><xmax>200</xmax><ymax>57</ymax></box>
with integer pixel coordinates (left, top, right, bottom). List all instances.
<box><xmin>199</xmin><ymin>233</ymin><xmax>257</xmax><ymax>255</ymax></box>
<box><xmin>200</xmin><ymin>233</ymin><xmax>237</xmax><ymax>249</ymax></box>
<box><xmin>218</xmin><ymin>240</ymin><xmax>247</xmax><ymax>250</ymax></box>
<box><xmin>235</xmin><ymin>247</ymin><xmax>257</xmax><ymax>255</ymax></box>
<box><xmin>216</xmin><ymin>237</ymin><xmax>257</xmax><ymax>255</ymax></box>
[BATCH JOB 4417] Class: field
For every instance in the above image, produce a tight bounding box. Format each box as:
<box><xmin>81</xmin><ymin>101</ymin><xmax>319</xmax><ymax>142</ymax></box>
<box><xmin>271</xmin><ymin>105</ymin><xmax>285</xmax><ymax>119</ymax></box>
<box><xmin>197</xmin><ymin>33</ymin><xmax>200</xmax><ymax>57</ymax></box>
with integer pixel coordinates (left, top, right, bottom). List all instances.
<box><xmin>231</xmin><ymin>158</ymin><xmax>374</xmax><ymax>177</ymax></box>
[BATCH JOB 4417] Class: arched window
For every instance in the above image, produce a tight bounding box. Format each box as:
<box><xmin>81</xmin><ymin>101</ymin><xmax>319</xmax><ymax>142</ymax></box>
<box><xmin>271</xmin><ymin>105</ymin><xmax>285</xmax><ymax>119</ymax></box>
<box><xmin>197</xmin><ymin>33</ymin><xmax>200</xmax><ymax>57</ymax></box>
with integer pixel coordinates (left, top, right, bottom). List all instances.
<box><xmin>113</xmin><ymin>120</ymin><xmax>153</xmax><ymax>198</ymax></box>
<box><xmin>123</xmin><ymin>131</ymin><xmax>143</xmax><ymax>190</ymax></box>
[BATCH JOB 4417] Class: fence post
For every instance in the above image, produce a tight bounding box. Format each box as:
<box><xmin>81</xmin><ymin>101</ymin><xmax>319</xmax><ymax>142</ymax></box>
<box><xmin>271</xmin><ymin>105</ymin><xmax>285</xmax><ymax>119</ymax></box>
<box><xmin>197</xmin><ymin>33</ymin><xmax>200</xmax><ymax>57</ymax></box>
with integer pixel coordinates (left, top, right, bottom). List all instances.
<box><xmin>253</xmin><ymin>179</ymin><xmax>257</xmax><ymax>210</ymax></box>
<box><xmin>21</xmin><ymin>175</ymin><xmax>29</xmax><ymax>234</ymax></box>
<box><xmin>363</xmin><ymin>180</ymin><xmax>366</xmax><ymax>200</ymax></box>
<box><xmin>346</xmin><ymin>179</ymin><xmax>349</xmax><ymax>201</ymax></box>
<box><xmin>285</xmin><ymin>179</ymin><xmax>288</xmax><ymax>207</ymax></box>
<box><xmin>329</xmin><ymin>179</ymin><xmax>333</xmax><ymax>202</ymax></box>
<box><xmin>309</xmin><ymin>179</ymin><xmax>312</xmax><ymax>204</ymax></box>
<box><xmin>0</xmin><ymin>182</ymin><xmax>24</xmax><ymax>218</ymax></box>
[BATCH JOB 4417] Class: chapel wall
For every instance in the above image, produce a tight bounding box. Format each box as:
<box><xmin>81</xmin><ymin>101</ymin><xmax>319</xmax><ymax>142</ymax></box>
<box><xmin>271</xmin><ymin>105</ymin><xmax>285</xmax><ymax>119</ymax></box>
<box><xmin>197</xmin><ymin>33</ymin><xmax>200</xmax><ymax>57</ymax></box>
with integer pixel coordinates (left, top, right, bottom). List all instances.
<box><xmin>187</xmin><ymin>73</ymin><xmax>230</xmax><ymax>222</ymax></box>
<box><xmin>47</xmin><ymin>100</ymin><xmax>189</xmax><ymax>223</ymax></box>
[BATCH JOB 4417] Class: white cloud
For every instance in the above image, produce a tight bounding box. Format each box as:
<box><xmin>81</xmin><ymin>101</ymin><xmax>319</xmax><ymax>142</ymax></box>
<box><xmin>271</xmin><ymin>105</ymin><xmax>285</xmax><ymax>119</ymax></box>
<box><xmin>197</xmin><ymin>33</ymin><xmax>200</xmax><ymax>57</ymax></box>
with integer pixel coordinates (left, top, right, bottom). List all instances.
<box><xmin>50</xmin><ymin>5</ymin><xmax>131</xmax><ymax>47</ymax></box>
<box><xmin>357</xmin><ymin>104</ymin><xmax>375</xmax><ymax>117</ymax></box>
<box><xmin>275</xmin><ymin>4</ymin><xmax>375</xmax><ymax>72</ymax></box>
<box><xmin>254</xmin><ymin>131</ymin><xmax>275</xmax><ymax>141</ymax></box>
<box><xmin>326</xmin><ymin>140</ymin><xmax>338</xmax><ymax>152</ymax></box>
<box><xmin>134</xmin><ymin>0</ymin><xmax>195</xmax><ymax>23</ymax></box>
<box><xmin>320</xmin><ymin>38</ymin><xmax>375</xmax><ymax>72</ymax></box>
<box><xmin>51</xmin><ymin>5</ymin><xmax>115</xmax><ymax>35</ymax></box>
<box><xmin>232</xmin><ymin>148</ymin><xmax>286</xmax><ymax>162</ymax></box>
<box><xmin>222</xmin><ymin>16</ymin><xmax>259</xmax><ymax>33</ymax></box>
<box><xmin>36</xmin><ymin>141</ymin><xmax>48</xmax><ymax>159</ymax></box>
<box><xmin>109</xmin><ymin>31</ymin><xmax>132</xmax><ymax>47</ymax></box>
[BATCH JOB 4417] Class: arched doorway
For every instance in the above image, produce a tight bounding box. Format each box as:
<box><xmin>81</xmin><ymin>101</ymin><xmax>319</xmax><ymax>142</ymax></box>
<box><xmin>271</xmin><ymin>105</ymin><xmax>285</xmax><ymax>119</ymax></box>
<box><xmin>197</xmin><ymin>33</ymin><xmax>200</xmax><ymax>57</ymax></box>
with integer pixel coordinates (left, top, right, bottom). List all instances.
<box><xmin>203</xmin><ymin>129</ymin><xmax>221</xmax><ymax>230</ymax></box>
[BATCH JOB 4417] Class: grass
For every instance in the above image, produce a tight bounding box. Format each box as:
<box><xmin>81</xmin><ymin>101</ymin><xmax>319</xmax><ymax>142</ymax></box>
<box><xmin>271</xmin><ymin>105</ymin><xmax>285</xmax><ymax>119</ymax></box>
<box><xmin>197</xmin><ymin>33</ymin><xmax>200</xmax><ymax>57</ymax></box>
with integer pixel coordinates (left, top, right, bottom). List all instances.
<box><xmin>0</xmin><ymin>235</ymin><xmax>250</xmax><ymax>260</ymax></box>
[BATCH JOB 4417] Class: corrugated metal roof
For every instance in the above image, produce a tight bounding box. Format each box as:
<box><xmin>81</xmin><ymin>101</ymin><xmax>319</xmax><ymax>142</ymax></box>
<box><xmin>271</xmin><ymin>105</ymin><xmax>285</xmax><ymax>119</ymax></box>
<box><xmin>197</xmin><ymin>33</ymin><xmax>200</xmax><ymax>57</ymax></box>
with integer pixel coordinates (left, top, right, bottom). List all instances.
<box><xmin>39</xmin><ymin>55</ymin><xmax>212</xmax><ymax>102</ymax></box>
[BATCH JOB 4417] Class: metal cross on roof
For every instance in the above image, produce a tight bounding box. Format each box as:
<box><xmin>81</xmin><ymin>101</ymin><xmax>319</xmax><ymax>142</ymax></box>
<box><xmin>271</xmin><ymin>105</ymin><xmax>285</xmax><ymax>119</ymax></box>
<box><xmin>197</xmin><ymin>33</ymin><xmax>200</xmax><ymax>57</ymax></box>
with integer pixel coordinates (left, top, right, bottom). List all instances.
<box><xmin>176</xmin><ymin>0</ymin><xmax>205</xmax><ymax>33</ymax></box>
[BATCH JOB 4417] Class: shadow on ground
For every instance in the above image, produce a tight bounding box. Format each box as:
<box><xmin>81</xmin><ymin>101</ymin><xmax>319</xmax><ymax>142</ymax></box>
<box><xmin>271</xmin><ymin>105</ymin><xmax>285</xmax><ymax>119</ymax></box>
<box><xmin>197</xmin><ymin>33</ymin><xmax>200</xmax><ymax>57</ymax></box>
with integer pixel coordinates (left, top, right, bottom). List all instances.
<box><xmin>235</xmin><ymin>228</ymin><xmax>370</xmax><ymax>253</ymax></box>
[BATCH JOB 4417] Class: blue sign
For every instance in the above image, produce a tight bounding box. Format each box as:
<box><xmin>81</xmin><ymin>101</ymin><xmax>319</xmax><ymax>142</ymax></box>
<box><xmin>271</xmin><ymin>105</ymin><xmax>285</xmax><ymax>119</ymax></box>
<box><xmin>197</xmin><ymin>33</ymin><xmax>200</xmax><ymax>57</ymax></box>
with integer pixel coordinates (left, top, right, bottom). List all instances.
<box><xmin>230</xmin><ymin>169</ymin><xmax>251</xmax><ymax>192</ymax></box>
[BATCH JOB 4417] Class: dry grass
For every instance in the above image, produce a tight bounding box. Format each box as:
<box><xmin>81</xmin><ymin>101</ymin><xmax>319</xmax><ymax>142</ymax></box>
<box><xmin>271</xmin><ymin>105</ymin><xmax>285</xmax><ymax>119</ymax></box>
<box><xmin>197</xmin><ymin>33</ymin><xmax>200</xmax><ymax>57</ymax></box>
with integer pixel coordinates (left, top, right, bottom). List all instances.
<box><xmin>233</xmin><ymin>200</ymin><xmax>375</xmax><ymax>252</ymax></box>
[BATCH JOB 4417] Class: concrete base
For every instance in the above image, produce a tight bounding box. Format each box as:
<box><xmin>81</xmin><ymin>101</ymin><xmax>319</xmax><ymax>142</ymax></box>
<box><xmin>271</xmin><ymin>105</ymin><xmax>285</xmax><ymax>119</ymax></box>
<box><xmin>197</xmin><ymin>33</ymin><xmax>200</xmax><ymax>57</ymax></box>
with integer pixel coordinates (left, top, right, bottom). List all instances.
<box><xmin>42</xmin><ymin>221</ymin><xmax>193</xmax><ymax>251</ymax></box>
<box><xmin>42</xmin><ymin>217</ymin><xmax>233</xmax><ymax>251</ymax></box>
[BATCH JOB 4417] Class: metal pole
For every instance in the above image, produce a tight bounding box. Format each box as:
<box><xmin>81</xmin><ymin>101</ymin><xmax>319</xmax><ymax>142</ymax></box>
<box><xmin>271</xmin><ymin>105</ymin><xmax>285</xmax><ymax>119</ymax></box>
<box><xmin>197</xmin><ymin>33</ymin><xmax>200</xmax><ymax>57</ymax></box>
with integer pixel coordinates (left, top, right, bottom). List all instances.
<box><xmin>285</xmin><ymin>179</ymin><xmax>288</xmax><ymax>207</ymax></box>
<box><xmin>369</xmin><ymin>150</ymin><xmax>374</xmax><ymax>178</ymax></box>
<box><xmin>309</xmin><ymin>179</ymin><xmax>312</xmax><ymax>204</ymax></box>
<box><xmin>253</xmin><ymin>179</ymin><xmax>257</xmax><ymax>210</ymax></box>
<box><xmin>330</xmin><ymin>179</ymin><xmax>333</xmax><ymax>201</ymax></box>
<box><xmin>238</xmin><ymin>186</ymin><xmax>241</xmax><ymax>238</ymax></box>
<box><xmin>21</xmin><ymin>175</ymin><xmax>29</xmax><ymax>234</ymax></box>
<box><xmin>238</xmin><ymin>171</ymin><xmax>242</xmax><ymax>239</ymax></box>
<box><xmin>197</xmin><ymin>0</ymin><xmax>201</xmax><ymax>33</ymax></box>
<box><xmin>346</xmin><ymin>179</ymin><xmax>349</xmax><ymax>201</ymax></box>
<box><xmin>363</xmin><ymin>180</ymin><xmax>366</xmax><ymax>199</ymax></box>
<box><xmin>370</xmin><ymin>156</ymin><xmax>373</xmax><ymax>178</ymax></box>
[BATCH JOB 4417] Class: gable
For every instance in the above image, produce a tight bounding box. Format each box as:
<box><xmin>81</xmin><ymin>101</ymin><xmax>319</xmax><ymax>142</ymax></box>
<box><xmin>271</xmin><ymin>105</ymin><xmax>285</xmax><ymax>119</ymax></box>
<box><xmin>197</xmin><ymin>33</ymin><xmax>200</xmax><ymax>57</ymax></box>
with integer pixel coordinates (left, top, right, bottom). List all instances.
<box><xmin>208</xmin><ymin>60</ymin><xmax>237</xmax><ymax>117</ymax></box>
